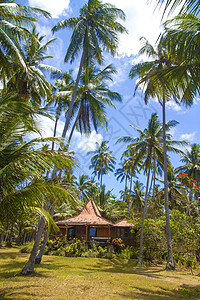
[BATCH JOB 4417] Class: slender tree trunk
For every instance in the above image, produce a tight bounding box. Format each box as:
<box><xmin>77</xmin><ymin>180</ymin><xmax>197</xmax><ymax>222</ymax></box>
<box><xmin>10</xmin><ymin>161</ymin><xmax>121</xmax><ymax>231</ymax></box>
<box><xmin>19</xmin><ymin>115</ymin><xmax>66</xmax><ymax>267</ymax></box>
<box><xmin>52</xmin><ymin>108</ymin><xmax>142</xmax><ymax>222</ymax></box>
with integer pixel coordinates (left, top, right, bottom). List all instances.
<box><xmin>138</xmin><ymin>152</ymin><xmax>152</xmax><ymax>264</ymax></box>
<box><xmin>62</xmin><ymin>49</ymin><xmax>85</xmax><ymax>139</ymax></box>
<box><xmin>68</xmin><ymin>105</ymin><xmax>82</xmax><ymax>145</ymax></box>
<box><xmin>127</xmin><ymin>172</ymin><xmax>133</xmax><ymax>217</ymax></box>
<box><xmin>124</xmin><ymin>174</ymin><xmax>128</xmax><ymax>202</ymax></box>
<box><xmin>51</xmin><ymin>101</ymin><xmax>61</xmax><ymax>151</ymax></box>
<box><xmin>152</xmin><ymin>157</ymin><xmax>156</xmax><ymax>218</ymax></box>
<box><xmin>162</xmin><ymin>98</ymin><xmax>175</xmax><ymax>270</ymax></box>
<box><xmin>35</xmin><ymin>203</ymin><xmax>56</xmax><ymax>264</ymax></box>
<box><xmin>100</xmin><ymin>167</ymin><xmax>103</xmax><ymax>189</ymax></box>
<box><xmin>0</xmin><ymin>225</ymin><xmax>6</xmax><ymax>247</ymax></box>
<box><xmin>21</xmin><ymin>201</ymin><xmax>50</xmax><ymax>275</ymax></box>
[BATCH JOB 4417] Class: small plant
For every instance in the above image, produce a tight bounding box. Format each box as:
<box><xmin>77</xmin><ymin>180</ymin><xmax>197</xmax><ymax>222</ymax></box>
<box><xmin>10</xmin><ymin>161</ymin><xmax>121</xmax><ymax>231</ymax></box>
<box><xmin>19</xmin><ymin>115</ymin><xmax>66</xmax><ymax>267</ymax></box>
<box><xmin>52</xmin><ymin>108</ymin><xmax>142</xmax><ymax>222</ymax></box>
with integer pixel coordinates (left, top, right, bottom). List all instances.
<box><xmin>112</xmin><ymin>238</ymin><xmax>125</xmax><ymax>253</ymax></box>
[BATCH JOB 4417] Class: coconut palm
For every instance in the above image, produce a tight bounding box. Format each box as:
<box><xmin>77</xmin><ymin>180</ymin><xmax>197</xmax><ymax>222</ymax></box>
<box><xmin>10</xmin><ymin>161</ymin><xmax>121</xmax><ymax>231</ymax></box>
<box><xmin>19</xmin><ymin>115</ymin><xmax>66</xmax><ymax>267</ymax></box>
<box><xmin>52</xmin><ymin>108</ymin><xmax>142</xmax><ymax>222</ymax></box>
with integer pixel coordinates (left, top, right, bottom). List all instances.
<box><xmin>131</xmin><ymin>180</ymin><xmax>145</xmax><ymax>215</ymax></box>
<box><xmin>52</xmin><ymin>0</ymin><xmax>127</xmax><ymax>139</ymax></box>
<box><xmin>75</xmin><ymin>175</ymin><xmax>94</xmax><ymax>203</ymax></box>
<box><xmin>0</xmin><ymin>93</ymin><xmax>77</xmax><ymax>275</ymax></box>
<box><xmin>157</xmin><ymin>14</ymin><xmax>200</xmax><ymax>103</ymax></box>
<box><xmin>0</xmin><ymin>0</ymin><xmax>50</xmax><ymax>85</ymax></box>
<box><xmin>175</xmin><ymin>144</ymin><xmax>200</xmax><ymax>184</ymax></box>
<box><xmin>68</xmin><ymin>63</ymin><xmax>122</xmax><ymax>144</ymax></box>
<box><xmin>89</xmin><ymin>141</ymin><xmax>116</xmax><ymax>189</ymax></box>
<box><xmin>115</xmin><ymin>161</ymin><xmax>130</xmax><ymax>202</ymax></box>
<box><xmin>7</xmin><ymin>26</ymin><xmax>61</xmax><ymax>104</ymax></box>
<box><xmin>121</xmin><ymin>146</ymin><xmax>139</xmax><ymax>215</ymax></box>
<box><xmin>118</xmin><ymin>112</ymin><xmax>185</xmax><ymax>267</ymax></box>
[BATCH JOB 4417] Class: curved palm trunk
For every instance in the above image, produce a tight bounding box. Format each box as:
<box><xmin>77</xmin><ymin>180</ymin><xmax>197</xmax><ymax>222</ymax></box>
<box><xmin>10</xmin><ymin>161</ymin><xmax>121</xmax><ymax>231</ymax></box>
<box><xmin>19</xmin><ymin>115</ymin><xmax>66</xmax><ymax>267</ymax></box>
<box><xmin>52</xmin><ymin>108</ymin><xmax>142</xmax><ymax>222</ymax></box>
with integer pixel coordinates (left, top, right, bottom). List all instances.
<box><xmin>21</xmin><ymin>201</ymin><xmax>50</xmax><ymax>275</ymax></box>
<box><xmin>62</xmin><ymin>49</ymin><xmax>85</xmax><ymax>139</ymax></box>
<box><xmin>138</xmin><ymin>152</ymin><xmax>152</xmax><ymax>264</ymax></box>
<box><xmin>35</xmin><ymin>203</ymin><xmax>56</xmax><ymax>264</ymax></box>
<box><xmin>162</xmin><ymin>98</ymin><xmax>175</xmax><ymax>270</ymax></box>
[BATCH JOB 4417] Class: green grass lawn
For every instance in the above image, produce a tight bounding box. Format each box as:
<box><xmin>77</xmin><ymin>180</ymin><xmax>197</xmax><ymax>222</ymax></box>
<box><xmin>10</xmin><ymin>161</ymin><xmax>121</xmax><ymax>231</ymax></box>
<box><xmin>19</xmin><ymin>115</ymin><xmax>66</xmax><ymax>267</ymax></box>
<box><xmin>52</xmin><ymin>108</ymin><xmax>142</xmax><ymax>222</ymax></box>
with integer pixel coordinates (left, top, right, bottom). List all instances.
<box><xmin>0</xmin><ymin>248</ymin><xmax>200</xmax><ymax>299</ymax></box>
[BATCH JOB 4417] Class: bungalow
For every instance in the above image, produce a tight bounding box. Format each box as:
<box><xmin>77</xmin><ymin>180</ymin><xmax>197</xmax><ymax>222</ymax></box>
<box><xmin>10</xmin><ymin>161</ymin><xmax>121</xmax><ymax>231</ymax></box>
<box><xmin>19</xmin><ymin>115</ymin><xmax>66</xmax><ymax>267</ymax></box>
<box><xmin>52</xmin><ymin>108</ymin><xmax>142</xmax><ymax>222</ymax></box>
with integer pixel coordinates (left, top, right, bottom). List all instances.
<box><xmin>56</xmin><ymin>199</ymin><xmax>136</xmax><ymax>246</ymax></box>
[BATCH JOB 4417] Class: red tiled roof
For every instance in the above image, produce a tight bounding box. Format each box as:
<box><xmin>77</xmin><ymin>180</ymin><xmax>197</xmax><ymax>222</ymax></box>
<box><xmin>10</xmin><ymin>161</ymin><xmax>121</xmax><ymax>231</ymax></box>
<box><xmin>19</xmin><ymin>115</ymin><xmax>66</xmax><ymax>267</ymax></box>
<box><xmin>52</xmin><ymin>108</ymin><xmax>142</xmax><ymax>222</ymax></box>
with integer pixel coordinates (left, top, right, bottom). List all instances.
<box><xmin>114</xmin><ymin>219</ymin><xmax>134</xmax><ymax>227</ymax></box>
<box><xmin>56</xmin><ymin>199</ymin><xmax>113</xmax><ymax>226</ymax></box>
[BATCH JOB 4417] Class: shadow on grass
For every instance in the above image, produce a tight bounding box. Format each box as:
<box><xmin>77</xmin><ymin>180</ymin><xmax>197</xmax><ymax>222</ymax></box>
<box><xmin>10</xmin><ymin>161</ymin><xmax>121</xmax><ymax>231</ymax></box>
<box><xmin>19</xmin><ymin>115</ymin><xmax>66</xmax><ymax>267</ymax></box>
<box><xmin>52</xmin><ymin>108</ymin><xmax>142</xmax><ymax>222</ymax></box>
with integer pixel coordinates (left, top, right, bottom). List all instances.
<box><xmin>0</xmin><ymin>285</ymin><xmax>48</xmax><ymax>299</ymax></box>
<box><xmin>81</xmin><ymin>259</ymin><xmax>177</xmax><ymax>279</ymax></box>
<box><xmin>114</xmin><ymin>284</ymin><xmax>200</xmax><ymax>299</ymax></box>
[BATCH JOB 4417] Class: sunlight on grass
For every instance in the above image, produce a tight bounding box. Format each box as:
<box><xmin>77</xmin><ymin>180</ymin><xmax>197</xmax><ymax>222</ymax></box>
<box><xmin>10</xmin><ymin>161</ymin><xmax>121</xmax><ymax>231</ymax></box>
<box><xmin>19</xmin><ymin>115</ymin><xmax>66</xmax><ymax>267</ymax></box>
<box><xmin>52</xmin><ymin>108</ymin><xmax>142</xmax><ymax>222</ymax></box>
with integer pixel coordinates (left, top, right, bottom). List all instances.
<box><xmin>0</xmin><ymin>248</ymin><xmax>200</xmax><ymax>299</ymax></box>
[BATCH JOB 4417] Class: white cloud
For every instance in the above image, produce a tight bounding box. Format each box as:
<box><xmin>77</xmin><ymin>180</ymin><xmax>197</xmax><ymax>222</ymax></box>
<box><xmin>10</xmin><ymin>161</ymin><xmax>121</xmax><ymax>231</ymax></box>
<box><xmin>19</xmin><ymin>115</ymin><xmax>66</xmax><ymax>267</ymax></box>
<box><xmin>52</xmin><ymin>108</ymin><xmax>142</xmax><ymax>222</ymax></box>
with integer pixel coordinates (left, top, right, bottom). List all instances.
<box><xmin>103</xmin><ymin>0</ymin><xmax>179</xmax><ymax>57</ymax></box>
<box><xmin>166</xmin><ymin>101</ymin><xmax>182</xmax><ymax>112</ymax></box>
<box><xmin>77</xmin><ymin>131</ymin><xmax>103</xmax><ymax>153</ymax></box>
<box><xmin>29</xmin><ymin>0</ymin><xmax>70</xmax><ymax>18</ymax></box>
<box><xmin>180</xmin><ymin>132</ymin><xmax>196</xmax><ymax>142</ymax></box>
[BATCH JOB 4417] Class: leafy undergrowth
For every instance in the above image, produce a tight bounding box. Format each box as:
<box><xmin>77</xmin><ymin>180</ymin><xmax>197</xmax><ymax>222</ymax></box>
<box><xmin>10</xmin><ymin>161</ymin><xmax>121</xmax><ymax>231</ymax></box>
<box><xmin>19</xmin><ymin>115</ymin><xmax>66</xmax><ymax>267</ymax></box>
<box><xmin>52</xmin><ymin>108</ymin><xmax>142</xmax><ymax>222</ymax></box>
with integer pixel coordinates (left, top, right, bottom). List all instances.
<box><xmin>0</xmin><ymin>248</ymin><xmax>200</xmax><ymax>299</ymax></box>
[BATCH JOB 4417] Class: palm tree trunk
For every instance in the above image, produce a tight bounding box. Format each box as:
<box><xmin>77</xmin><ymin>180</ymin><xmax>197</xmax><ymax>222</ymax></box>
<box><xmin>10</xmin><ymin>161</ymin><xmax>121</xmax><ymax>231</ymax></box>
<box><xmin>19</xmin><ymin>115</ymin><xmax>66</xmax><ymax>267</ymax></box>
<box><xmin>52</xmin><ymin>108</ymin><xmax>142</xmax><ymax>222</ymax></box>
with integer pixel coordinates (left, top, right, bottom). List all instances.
<box><xmin>124</xmin><ymin>174</ymin><xmax>128</xmax><ymax>202</ymax></box>
<box><xmin>68</xmin><ymin>105</ymin><xmax>82</xmax><ymax>145</ymax></box>
<box><xmin>62</xmin><ymin>49</ymin><xmax>85</xmax><ymax>139</ymax></box>
<box><xmin>162</xmin><ymin>97</ymin><xmax>175</xmax><ymax>270</ymax></box>
<box><xmin>0</xmin><ymin>225</ymin><xmax>6</xmax><ymax>247</ymax></box>
<box><xmin>21</xmin><ymin>201</ymin><xmax>50</xmax><ymax>275</ymax></box>
<box><xmin>100</xmin><ymin>167</ymin><xmax>103</xmax><ymax>189</ymax></box>
<box><xmin>51</xmin><ymin>101</ymin><xmax>61</xmax><ymax>151</ymax></box>
<box><xmin>35</xmin><ymin>203</ymin><xmax>56</xmax><ymax>264</ymax></box>
<box><xmin>138</xmin><ymin>152</ymin><xmax>152</xmax><ymax>264</ymax></box>
<box><xmin>152</xmin><ymin>157</ymin><xmax>156</xmax><ymax>218</ymax></box>
<box><xmin>127</xmin><ymin>172</ymin><xmax>133</xmax><ymax>217</ymax></box>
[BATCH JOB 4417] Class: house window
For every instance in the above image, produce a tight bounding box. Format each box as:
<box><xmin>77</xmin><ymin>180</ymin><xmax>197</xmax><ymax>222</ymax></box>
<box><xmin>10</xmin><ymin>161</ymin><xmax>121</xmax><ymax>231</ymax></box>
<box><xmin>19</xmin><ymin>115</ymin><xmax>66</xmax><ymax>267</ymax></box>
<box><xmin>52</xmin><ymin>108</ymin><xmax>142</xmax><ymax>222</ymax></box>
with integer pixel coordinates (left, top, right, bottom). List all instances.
<box><xmin>89</xmin><ymin>227</ymin><xmax>97</xmax><ymax>239</ymax></box>
<box><xmin>68</xmin><ymin>227</ymin><xmax>75</xmax><ymax>239</ymax></box>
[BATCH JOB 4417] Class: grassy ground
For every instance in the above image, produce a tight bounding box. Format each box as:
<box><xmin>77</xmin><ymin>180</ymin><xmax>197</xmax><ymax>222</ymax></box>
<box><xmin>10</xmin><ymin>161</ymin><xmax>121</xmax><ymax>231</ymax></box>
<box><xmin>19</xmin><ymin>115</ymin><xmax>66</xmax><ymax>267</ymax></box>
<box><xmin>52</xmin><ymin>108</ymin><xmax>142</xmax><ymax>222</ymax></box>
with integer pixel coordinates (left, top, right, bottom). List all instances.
<box><xmin>0</xmin><ymin>248</ymin><xmax>200</xmax><ymax>299</ymax></box>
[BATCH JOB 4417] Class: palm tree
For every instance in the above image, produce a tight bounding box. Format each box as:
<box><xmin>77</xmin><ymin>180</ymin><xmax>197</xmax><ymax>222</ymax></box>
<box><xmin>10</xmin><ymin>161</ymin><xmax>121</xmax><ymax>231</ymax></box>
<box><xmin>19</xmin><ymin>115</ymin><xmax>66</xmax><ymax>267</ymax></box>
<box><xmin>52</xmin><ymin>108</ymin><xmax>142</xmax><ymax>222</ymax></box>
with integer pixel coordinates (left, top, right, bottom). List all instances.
<box><xmin>118</xmin><ymin>112</ymin><xmax>185</xmax><ymax>266</ymax></box>
<box><xmin>121</xmin><ymin>147</ymin><xmax>139</xmax><ymax>215</ymax></box>
<box><xmin>0</xmin><ymin>93</ymin><xmax>77</xmax><ymax>275</ymax></box>
<box><xmin>89</xmin><ymin>141</ymin><xmax>116</xmax><ymax>189</ymax></box>
<box><xmin>176</xmin><ymin>144</ymin><xmax>200</xmax><ymax>184</ymax></box>
<box><xmin>75</xmin><ymin>175</ymin><xmax>93</xmax><ymax>203</ymax></box>
<box><xmin>158</xmin><ymin>14</ymin><xmax>200</xmax><ymax>104</ymax></box>
<box><xmin>52</xmin><ymin>0</ymin><xmax>127</xmax><ymax>139</ymax></box>
<box><xmin>131</xmin><ymin>180</ymin><xmax>145</xmax><ymax>215</ymax></box>
<box><xmin>115</xmin><ymin>161</ymin><xmax>130</xmax><ymax>202</ymax></box>
<box><xmin>68</xmin><ymin>63</ymin><xmax>122</xmax><ymax>144</ymax></box>
<box><xmin>7</xmin><ymin>26</ymin><xmax>61</xmax><ymax>104</ymax></box>
<box><xmin>0</xmin><ymin>0</ymin><xmax>50</xmax><ymax>86</ymax></box>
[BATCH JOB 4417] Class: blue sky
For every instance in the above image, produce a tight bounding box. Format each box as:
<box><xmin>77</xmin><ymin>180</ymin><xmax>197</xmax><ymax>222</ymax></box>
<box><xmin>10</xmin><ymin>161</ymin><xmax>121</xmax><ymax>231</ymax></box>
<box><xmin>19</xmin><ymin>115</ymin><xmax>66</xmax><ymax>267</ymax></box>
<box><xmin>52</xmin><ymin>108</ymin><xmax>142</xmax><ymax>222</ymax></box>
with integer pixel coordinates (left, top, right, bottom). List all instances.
<box><xmin>19</xmin><ymin>0</ymin><xmax>200</xmax><ymax>196</ymax></box>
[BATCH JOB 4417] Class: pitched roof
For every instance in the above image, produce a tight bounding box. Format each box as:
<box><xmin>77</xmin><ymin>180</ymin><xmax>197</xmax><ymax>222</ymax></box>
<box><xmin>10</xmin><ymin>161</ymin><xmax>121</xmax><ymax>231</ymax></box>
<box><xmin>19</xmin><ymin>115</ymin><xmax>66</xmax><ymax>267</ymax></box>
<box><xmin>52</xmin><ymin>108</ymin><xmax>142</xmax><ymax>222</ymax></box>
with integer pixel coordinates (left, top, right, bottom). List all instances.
<box><xmin>114</xmin><ymin>219</ymin><xmax>134</xmax><ymax>227</ymax></box>
<box><xmin>56</xmin><ymin>198</ymin><xmax>113</xmax><ymax>226</ymax></box>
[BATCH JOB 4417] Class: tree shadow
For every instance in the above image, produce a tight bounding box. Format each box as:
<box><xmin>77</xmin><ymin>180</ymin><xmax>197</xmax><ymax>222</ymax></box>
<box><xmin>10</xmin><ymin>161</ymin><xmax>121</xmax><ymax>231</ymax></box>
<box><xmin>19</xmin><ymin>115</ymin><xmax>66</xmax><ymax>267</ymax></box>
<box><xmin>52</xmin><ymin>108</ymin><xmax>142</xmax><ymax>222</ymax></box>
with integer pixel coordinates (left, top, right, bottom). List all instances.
<box><xmin>0</xmin><ymin>285</ymin><xmax>49</xmax><ymax>299</ymax></box>
<box><xmin>81</xmin><ymin>259</ymin><xmax>182</xmax><ymax>279</ymax></box>
<box><xmin>114</xmin><ymin>284</ymin><xmax>200</xmax><ymax>299</ymax></box>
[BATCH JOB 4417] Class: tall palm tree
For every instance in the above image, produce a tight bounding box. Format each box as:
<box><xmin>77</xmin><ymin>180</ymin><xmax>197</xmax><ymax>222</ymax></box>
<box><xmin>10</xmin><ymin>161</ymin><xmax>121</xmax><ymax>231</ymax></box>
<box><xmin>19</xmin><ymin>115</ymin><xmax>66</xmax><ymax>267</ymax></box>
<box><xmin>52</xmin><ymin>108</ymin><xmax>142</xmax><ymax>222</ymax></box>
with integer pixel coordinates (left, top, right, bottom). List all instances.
<box><xmin>89</xmin><ymin>141</ymin><xmax>116</xmax><ymax>189</ymax></box>
<box><xmin>118</xmin><ymin>112</ymin><xmax>185</xmax><ymax>266</ymax></box>
<box><xmin>0</xmin><ymin>0</ymin><xmax>50</xmax><ymax>85</ymax></box>
<box><xmin>68</xmin><ymin>63</ymin><xmax>122</xmax><ymax>144</ymax></box>
<box><xmin>7</xmin><ymin>26</ymin><xmax>61</xmax><ymax>104</ymax></box>
<box><xmin>0</xmin><ymin>93</ymin><xmax>76</xmax><ymax>275</ymax></box>
<box><xmin>52</xmin><ymin>0</ymin><xmax>127</xmax><ymax>139</ymax></box>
